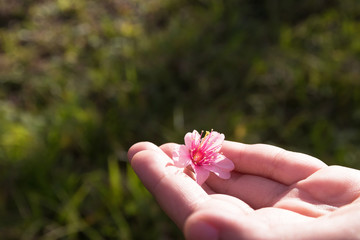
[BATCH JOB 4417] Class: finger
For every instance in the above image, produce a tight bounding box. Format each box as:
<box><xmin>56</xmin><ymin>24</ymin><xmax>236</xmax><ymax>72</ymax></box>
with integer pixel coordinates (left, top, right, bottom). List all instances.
<box><xmin>185</xmin><ymin>206</ymin><xmax>314</xmax><ymax>240</ymax></box>
<box><xmin>162</xmin><ymin>142</ymin><xmax>288</xmax><ymax>208</ymax></box>
<box><xmin>209</xmin><ymin>194</ymin><xmax>253</xmax><ymax>213</ymax></box>
<box><xmin>296</xmin><ymin>165</ymin><xmax>360</xmax><ymax>205</ymax></box>
<box><xmin>207</xmin><ymin>172</ymin><xmax>288</xmax><ymax>209</ymax></box>
<box><xmin>312</xmin><ymin>202</ymin><xmax>360</xmax><ymax>239</ymax></box>
<box><xmin>159</xmin><ymin>142</ymin><xmax>177</xmax><ymax>158</ymax></box>
<box><xmin>162</xmin><ymin>142</ymin><xmax>287</xmax><ymax>208</ymax></box>
<box><xmin>184</xmin><ymin>209</ymin><xmax>267</xmax><ymax>240</ymax></box>
<box><xmin>128</xmin><ymin>142</ymin><xmax>210</xmax><ymax>229</ymax></box>
<box><xmin>221</xmin><ymin>141</ymin><xmax>327</xmax><ymax>185</ymax></box>
<box><xmin>128</xmin><ymin>141</ymin><xmax>169</xmax><ymax>161</ymax></box>
<box><xmin>162</xmin><ymin>142</ymin><xmax>318</xmax><ymax>208</ymax></box>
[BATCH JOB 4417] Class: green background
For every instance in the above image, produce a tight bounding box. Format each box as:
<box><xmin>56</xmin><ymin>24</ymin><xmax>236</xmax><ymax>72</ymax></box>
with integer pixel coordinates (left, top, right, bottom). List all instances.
<box><xmin>1</xmin><ymin>0</ymin><xmax>360</xmax><ymax>239</ymax></box>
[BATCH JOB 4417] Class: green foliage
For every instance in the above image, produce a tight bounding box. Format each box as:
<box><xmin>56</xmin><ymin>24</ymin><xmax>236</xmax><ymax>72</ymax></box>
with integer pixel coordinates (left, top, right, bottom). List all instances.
<box><xmin>0</xmin><ymin>0</ymin><xmax>360</xmax><ymax>239</ymax></box>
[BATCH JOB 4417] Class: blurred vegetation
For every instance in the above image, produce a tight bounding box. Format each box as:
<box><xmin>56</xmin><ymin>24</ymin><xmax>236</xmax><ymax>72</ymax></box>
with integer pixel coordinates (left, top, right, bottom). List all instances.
<box><xmin>0</xmin><ymin>0</ymin><xmax>360</xmax><ymax>239</ymax></box>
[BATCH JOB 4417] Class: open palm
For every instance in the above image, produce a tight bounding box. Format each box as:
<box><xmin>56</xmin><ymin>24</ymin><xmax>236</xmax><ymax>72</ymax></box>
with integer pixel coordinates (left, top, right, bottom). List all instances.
<box><xmin>128</xmin><ymin>141</ymin><xmax>360</xmax><ymax>239</ymax></box>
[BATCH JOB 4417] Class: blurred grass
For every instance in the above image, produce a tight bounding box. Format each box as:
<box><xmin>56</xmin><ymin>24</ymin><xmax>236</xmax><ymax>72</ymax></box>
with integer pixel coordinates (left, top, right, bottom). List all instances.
<box><xmin>1</xmin><ymin>0</ymin><xmax>360</xmax><ymax>239</ymax></box>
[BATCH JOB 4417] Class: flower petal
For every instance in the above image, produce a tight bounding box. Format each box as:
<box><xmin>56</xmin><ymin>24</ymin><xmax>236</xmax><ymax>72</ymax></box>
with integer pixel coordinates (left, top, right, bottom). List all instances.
<box><xmin>193</xmin><ymin>164</ymin><xmax>210</xmax><ymax>185</ymax></box>
<box><xmin>184</xmin><ymin>132</ymin><xmax>193</xmax><ymax>148</ymax></box>
<box><xmin>173</xmin><ymin>145</ymin><xmax>191</xmax><ymax>168</ymax></box>
<box><xmin>208</xmin><ymin>131</ymin><xmax>225</xmax><ymax>147</ymax></box>
<box><xmin>200</xmin><ymin>131</ymin><xmax>224</xmax><ymax>153</ymax></box>
<box><xmin>184</xmin><ymin>130</ymin><xmax>200</xmax><ymax>148</ymax></box>
<box><xmin>203</xmin><ymin>164</ymin><xmax>232</xmax><ymax>179</ymax></box>
<box><xmin>213</xmin><ymin>157</ymin><xmax>235</xmax><ymax>170</ymax></box>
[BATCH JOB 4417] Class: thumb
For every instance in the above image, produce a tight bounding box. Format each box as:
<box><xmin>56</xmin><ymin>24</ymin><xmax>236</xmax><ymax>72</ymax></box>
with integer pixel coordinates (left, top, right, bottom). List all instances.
<box><xmin>184</xmin><ymin>210</ymin><xmax>268</xmax><ymax>240</ymax></box>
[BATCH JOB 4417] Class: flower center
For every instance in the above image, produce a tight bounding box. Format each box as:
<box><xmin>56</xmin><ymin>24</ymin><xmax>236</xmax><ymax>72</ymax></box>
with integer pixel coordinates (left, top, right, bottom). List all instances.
<box><xmin>191</xmin><ymin>131</ymin><xmax>212</xmax><ymax>165</ymax></box>
<box><xmin>192</xmin><ymin>151</ymin><xmax>204</xmax><ymax>163</ymax></box>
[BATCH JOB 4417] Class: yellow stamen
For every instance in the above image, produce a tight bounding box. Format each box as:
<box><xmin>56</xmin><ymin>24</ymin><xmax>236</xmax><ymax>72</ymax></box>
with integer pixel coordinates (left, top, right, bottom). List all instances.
<box><xmin>200</xmin><ymin>131</ymin><xmax>210</xmax><ymax>147</ymax></box>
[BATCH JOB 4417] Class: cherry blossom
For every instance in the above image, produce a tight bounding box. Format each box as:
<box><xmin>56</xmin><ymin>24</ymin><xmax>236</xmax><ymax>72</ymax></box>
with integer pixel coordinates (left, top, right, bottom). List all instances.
<box><xmin>172</xmin><ymin>130</ymin><xmax>234</xmax><ymax>185</ymax></box>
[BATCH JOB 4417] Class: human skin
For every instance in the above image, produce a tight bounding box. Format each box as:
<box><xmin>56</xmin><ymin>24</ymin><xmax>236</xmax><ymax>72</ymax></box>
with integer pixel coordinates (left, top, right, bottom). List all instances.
<box><xmin>128</xmin><ymin>141</ymin><xmax>360</xmax><ymax>239</ymax></box>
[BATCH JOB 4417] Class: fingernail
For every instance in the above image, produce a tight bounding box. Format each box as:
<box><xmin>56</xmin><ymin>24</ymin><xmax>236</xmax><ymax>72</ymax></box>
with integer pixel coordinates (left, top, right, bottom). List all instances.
<box><xmin>186</xmin><ymin>221</ymin><xmax>219</xmax><ymax>240</ymax></box>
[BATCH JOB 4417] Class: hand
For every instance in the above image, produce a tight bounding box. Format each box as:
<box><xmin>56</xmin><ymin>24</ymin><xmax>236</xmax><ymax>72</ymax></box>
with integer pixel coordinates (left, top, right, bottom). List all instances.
<box><xmin>128</xmin><ymin>141</ymin><xmax>360</xmax><ymax>239</ymax></box>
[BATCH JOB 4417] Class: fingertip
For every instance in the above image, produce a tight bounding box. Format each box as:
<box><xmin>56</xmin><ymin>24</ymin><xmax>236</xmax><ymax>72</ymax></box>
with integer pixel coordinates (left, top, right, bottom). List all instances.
<box><xmin>160</xmin><ymin>142</ymin><xmax>178</xmax><ymax>157</ymax></box>
<box><xmin>129</xmin><ymin>148</ymin><xmax>169</xmax><ymax>192</ymax></box>
<box><xmin>127</xmin><ymin>141</ymin><xmax>159</xmax><ymax>162</ymax></box>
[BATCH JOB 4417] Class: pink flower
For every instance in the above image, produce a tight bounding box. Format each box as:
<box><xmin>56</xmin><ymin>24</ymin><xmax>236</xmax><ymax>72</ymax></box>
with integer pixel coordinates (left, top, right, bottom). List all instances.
<box><xmin>172</xmin><ymin>130</ymin><xmax>235</xmax><ymax>185</ymax></box>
